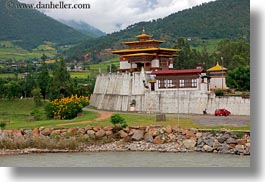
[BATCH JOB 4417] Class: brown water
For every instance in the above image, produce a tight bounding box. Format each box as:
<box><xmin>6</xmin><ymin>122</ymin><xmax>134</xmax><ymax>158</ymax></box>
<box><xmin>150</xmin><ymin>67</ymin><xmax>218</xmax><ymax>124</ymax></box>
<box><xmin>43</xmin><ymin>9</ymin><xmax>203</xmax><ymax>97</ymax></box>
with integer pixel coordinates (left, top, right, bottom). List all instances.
<box><xmin>0</xmin><ymin>152</ymin><xmax>250</xmax><ymax>167</ymax></box>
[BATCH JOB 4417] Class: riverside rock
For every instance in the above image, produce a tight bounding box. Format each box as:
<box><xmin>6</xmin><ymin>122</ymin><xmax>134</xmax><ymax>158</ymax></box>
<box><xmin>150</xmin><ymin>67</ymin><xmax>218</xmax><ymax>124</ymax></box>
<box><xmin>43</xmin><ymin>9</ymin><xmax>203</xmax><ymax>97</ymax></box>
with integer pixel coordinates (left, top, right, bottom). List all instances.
<box><xmin>226</xmin><ymin>137</ymin><xmax>237</xmax><ymax>144</ymax></box>
<box><xmin>153</xmin><ymin>136</ymin><xmax>165</xmax><ymax>144</ymax></box>
<box><xmin>41</xmin><ymin>128</ymin><xmax>52</xmax><ymax>136</ymax></box>
<box><xmin>203</xmin><ymin>145</ymin><xmax>213</xmax><ymax>152</ymax></box>
<box><xmin>132</xmin><ymin>130</ymin><xmax>144</xmax><ymax>141</ymax></box>
<box><xmin>0</xmin><ymin>126</ymin><xmax>250</xmax><ymax>156</ymax></box>
<box><xmin>183</xmin><ymin>139</ymin><xmax>196</xmax><ymax>149</ymax></box>
<box><xmin>119</xmin><ymin>130</ymin><xmax>128</xmax><ymax>138</ymax></box>
<box><xmin>95</xmin><ymin>129</ymin><xmax>105</xmax><ymax>138</ymax></box>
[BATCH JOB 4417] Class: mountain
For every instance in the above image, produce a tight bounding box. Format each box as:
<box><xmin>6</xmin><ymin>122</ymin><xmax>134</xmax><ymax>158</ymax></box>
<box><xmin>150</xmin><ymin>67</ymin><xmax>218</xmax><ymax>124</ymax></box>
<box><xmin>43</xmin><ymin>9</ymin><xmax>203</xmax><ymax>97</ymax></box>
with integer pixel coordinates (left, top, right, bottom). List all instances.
<box><xmin>0</xmin><ymin>0</ymin><xmax>88</xmax><ymax>50</ymax></box>
<box><xmin>59</xmin><ymin>20</ymin><xmax>106</xmax><ymax>38</ymax></box>
<box><xmin>66</xmin><ymin>0</ymin><xmax>249</xmax><ymax>62</ymax></box>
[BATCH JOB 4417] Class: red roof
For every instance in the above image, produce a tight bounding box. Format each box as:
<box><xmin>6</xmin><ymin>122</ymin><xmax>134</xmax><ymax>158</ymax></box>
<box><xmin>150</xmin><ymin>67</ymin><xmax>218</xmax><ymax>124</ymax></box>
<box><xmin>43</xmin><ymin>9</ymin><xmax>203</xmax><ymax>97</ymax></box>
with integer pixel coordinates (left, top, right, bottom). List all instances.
<box><xmin>151</xmin><ymin>69</ymin><xmax>204</xmax><ymax>75</ymax></box>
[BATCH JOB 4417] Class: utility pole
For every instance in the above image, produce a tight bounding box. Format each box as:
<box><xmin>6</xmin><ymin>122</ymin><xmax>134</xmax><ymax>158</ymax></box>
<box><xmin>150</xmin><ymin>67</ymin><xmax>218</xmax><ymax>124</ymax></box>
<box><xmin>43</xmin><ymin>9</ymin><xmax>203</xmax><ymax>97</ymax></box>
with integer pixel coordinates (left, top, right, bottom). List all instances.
<box><xmin>221</xmin><ymin>57</ymin><xmax>224</xmax><ymax>89</ymax></box>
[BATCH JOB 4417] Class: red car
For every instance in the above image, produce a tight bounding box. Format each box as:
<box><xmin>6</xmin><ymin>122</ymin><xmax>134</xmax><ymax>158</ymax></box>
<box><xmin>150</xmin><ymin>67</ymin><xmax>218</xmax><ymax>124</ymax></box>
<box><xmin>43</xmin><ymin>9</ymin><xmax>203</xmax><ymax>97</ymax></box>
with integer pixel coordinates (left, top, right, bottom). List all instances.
<box><xmin>215</xmin><ymin>109</ymin><xmax>231</xmax><ymax>116</ymax></box>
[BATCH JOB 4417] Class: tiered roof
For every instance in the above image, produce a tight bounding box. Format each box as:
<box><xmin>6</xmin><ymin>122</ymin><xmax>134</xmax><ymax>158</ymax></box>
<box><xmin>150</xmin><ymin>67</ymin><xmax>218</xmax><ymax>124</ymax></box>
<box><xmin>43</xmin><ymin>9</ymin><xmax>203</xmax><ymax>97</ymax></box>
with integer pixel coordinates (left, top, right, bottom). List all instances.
<box><xmin>207</xmin><ymin>62</ymin><xmax>227</xmax><ymax>71</ymax></box>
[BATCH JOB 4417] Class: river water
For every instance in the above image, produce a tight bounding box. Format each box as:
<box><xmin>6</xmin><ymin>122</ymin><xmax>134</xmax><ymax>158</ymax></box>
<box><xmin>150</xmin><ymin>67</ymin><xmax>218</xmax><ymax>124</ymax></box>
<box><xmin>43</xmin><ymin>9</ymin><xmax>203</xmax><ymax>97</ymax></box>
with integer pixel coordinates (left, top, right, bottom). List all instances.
<box><xmin>0</xmin><ymin>152</ymin><xmax>250</xmax><ymax>167</ymax></box>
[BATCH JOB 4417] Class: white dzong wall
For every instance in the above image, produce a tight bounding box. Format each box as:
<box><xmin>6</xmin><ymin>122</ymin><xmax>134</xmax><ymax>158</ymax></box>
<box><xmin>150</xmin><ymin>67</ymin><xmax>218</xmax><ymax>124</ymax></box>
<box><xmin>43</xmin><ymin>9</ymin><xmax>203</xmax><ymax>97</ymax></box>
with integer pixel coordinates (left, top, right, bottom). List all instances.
<box><xmin>90</xmin><ymin>73</ymin><xmax>250</xmax><ymax>115</ymax></box>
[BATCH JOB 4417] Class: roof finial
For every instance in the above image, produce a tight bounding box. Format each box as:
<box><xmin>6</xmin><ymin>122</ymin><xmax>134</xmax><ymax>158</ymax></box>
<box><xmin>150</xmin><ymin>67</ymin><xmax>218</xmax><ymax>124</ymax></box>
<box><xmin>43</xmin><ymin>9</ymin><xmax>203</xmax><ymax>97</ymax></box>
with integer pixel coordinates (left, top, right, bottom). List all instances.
<box><xmin>142</xmin><ymin>27</ymin><xmax>145</xmax><ymax>34</ymax></box>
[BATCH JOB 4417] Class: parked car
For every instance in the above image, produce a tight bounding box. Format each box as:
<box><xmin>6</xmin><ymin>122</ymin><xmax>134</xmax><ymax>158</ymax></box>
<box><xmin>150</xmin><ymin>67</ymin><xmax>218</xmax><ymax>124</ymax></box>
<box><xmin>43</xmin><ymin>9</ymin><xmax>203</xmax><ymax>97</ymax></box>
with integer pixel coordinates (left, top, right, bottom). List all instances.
<box><xmin>215</xmin><ymin>109</ymin><xmax>231</xmax><ymax>116</ymax></box>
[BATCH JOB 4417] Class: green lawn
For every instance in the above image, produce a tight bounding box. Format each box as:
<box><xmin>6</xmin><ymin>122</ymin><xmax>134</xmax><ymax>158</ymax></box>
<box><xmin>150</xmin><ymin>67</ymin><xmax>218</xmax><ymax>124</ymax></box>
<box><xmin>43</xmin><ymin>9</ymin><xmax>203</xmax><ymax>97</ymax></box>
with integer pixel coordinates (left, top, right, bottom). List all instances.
<box><xmin>0</xmin><ymin>99</ymin><xmax>250</xmax><ymax>131</ymax></box>
<box><xmin>0</xmin><ymin>99</ymin><xmax>98</xmax><ymax>129</ymax></box>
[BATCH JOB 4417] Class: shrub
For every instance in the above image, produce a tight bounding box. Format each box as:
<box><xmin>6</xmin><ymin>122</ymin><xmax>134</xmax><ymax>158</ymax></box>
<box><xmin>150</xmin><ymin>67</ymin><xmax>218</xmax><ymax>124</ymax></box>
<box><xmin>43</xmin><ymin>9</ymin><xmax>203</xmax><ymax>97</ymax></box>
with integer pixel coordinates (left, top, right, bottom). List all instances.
<box><xmin>31</xmin><ymin>88</ymin><xmax>43</xmax><ymax>106</ymax></box>
<box><xmin>0</xmin><ymin>122</ymin><xmax>6</xmax><ymax>129</ymax></box>
<box><xmin>215</xmin><ymin>89</ymin><xmax>224</xmax><ymax>96</ymax></box>
<box><xmin>45</xmin><ymin>95</ymin><xmax>89</xmax><ymax>120</ymax></box>
<box><xmin>110</xmin><ymin>114</ymin><xmax>128</xmax><ymax>130</ymax></box>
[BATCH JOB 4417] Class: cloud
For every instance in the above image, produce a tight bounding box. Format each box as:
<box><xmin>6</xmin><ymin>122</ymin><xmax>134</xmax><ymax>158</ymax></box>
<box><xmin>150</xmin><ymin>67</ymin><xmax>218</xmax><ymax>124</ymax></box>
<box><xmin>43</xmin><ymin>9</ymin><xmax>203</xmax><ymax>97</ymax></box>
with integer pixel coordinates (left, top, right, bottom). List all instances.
<box><xmin>19</xmin><ymin>0</ymin><xmax>215</xmax><ymax>33</ymax></box>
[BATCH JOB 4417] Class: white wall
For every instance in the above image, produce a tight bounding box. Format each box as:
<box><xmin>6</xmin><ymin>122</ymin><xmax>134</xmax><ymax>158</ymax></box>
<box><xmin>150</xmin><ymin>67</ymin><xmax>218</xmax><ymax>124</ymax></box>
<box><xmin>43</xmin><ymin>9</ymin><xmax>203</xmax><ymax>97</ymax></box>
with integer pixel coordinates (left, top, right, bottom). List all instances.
<box><xmin>90</xmin><ymin>73</ymin><xmax>250</xmax><ymax>115</ymax></box>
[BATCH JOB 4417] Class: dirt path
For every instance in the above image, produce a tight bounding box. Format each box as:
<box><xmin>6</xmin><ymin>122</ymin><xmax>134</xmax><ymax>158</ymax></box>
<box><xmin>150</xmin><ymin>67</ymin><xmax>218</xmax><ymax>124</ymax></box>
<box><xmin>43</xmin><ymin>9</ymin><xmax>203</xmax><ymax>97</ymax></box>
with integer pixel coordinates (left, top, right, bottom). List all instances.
<box><xmin>56</xmin><ymin>109</ymin><xmax>114</xmax><ymax>127</ymax></box>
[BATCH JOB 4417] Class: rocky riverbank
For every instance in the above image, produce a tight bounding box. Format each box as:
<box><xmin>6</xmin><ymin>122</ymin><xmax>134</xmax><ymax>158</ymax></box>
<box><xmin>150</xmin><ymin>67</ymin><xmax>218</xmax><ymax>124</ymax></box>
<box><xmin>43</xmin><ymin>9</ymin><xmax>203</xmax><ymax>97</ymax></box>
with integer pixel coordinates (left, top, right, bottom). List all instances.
<box><xmin>0</xmin><ymin>125</ymin><xmax>250</xmax><ymax>155</ymax></box>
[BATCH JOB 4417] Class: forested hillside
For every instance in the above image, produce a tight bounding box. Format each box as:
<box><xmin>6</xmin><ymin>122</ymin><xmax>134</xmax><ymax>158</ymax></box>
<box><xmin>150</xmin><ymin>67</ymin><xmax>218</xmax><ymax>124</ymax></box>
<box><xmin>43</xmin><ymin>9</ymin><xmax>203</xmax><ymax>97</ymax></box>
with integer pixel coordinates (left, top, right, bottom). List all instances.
<box><xmin>0</xmin><ymin>0</ymin><xmax>88</xmax><ymax>50</ymax></box>
<box><xmin>66</xmin><ymin>0</ymin><xmax>249</xmax><ymax>63</ymax></box>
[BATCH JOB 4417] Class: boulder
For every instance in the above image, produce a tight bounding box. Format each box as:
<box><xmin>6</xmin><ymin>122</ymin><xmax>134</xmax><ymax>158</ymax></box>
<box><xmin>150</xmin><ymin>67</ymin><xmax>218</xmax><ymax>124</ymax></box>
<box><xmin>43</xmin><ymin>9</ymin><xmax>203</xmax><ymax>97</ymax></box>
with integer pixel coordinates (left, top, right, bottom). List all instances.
<box><xmin>183</xmin><ymin>139</ymin><xmax>196</xmax><ymax>149</ymax></box>
<box><xmin>203</xmin><ymin>145</ymin><xmax>213</xmax><ymax>152</ymax></box>
<box><xmin>41</xmin><ymin>128</ymin><xmax>52</xmax><ymax>136</ymax></box>
<box><xmin>95</xmin><ymin>129</ymin><xmax>105</xmax><ymax>138</ymax></box>
<box><xmin>144</xmin><ymin>133</ymin><xmax>153</xmax><ymax>143</ymax></box>
<box><xmin>185</xmin><ymin>130</ymin><xmax>195</xmax><ymax>139</ymax></box>
<box><xmin>196</xmin><ymin>132</ymin><xmax>202</xmax><ymax>138</ymax></box>
<box><xmin>67</xmin><ymin>128</ymin><xmax>78</xmax><ymax>134</ymax></box>
<box><xmin>84</xmin><ymin>126</ymin><xmax>93</xmax><ymax>131</ymax></box>
<box><xmin>204</xmin><ymin>138</ymin><xmax>214</xmax><ymax>147</ymax></box>
<box><xmin>165</xmin><ymin>125</ymin><xmax>172</xmax><ymax>134</ymax></box>
<box><xmin>148</xmin><ymin>128</ymin><xmax>159</xmax><ymax>136</ymax></box>
<box><xmin>22</xmin><ymin>129</ymin><xmax>32</xmax><ymax>135</ymax></box>
<box><xmin>213</xmin><ymin>140</ymin><xmax>221</xmax><ymax>149</ymax></box>
<box><xmin>105</xmin><ymin>130</ymin><xmax>113</xmax><ymax>136</ymax></box>
<box><xmin>93</xmin><ymin>126</ymin><xmax>102</xmax><ymax>132</ymax></box>
<box><xmin>12</xmin><ymin>129</ymin><xmax>23</xmax><ymax>137</ymax></box>
<box><xmin>235</xmin><ymin>144</ymin><xmax>245</xmax><ymax>153</ymax></box>
<box><xmin>237</xmin><ymin>139</ymin><xmax>247</xmax><ymax>145</ymax></box>
<box><xmin>217</xmin><ymin>136</ymin><xmax>226</xmax><ymax>143</ymax></box>
<box><xmin>32</xmin><ymin>128</ymin><xmax>39</xmax><ymax>136</ymax></box>
<box><xmin>220</xmin><ymin>144</ymin><xmax>231</xmax><ymax>154</ymax></box>
<box><xmin>104</xmin><ymin>126</ymin><xmax>113</xmax><ymax>131</ymax></box>
<box><xmin>128</xmin><ymin>129</ymin><xmax>136</xmax><ymax>136</ymax></box>
<box><xmin>119</xmin><ymin>130</ymin><xmax>128</xmax><ymax>138</ymax></box>
<box><xmin>51</xmin><ymin>130</ymin><xmax>61</xmax><ymax>136</ymax></box>
<box><xmin>86</xmin><ymin>130</ymin><xmax>95</xmax><ymax>136</ymax></box>
<box><xmin>79</xmin><ymin>128</ymin><xmax>86</xmax><ymax>134</ymax></box>
<box><xmin>153</xmin><ymin>136</ymin><xmax>165</xmax><ymax>144</ymax></box>
<box><xmin>226</xmin><ymin>137</ymin><xmax>237</xmax><ymax>144</ymax></box>
<box><xmin>132</xmin><ymin>130</ymin><xmax>144</xmax><ymax>141</ymax></box>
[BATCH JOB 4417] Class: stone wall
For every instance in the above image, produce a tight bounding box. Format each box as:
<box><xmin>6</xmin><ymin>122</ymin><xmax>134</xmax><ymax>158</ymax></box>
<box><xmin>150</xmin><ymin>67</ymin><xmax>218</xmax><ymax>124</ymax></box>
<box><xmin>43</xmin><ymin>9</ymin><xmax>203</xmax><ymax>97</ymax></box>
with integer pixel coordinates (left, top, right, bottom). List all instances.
<box><xmin>0</xmin><ymin>126</ymin><xmax>250</xmax><ymax>155</ymax></box>
<box><xmin>90</xmin><ymin>73</ymin><xmax>250</xmax><ymax>115</ymax></box>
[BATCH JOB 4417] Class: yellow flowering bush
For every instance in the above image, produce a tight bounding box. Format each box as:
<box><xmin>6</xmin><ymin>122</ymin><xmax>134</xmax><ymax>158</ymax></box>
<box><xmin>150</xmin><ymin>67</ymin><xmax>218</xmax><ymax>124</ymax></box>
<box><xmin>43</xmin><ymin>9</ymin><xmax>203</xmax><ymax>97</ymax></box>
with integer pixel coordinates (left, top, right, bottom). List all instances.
<box><xmin>45</xmin><ymin>95</ymin><xmax>89</xmax><ymax>120</ymax></box>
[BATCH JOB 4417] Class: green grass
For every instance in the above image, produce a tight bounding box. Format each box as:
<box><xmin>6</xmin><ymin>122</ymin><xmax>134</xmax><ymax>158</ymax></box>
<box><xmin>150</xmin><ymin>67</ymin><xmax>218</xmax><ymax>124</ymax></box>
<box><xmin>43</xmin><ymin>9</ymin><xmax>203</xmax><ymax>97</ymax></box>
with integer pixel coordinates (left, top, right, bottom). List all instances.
<box><xmin>61</xmin><ymin>113</ymin><xmax>250</xmax><ymax>131</ymax></box>
<box><xmin>0</xmin><ymin>99</ymin><xmax>98</xmax><ymax>129</ymax></box>
<box><xmin>0</xmin><ymin>99</ymin><xmax>250</xmax><ymax>131</ymax></box>
<box><xmin>89</xmin><ymin>57</ymin><xmax>119</xmax><ymax>72</ymax></box>
<box><xmin>0</xmin><ymin>41</ymin><xmax>57</xmax><ymax>60</ymax></box>
<box><xmin>69</xmin><ymin>72</ymin><xmax>89</xmax><ymax>79</ymax></box>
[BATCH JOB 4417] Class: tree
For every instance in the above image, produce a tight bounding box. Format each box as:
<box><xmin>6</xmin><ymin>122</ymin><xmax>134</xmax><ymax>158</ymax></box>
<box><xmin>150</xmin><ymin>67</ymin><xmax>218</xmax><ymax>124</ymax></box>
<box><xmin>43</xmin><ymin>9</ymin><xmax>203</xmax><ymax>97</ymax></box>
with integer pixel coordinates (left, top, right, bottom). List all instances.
<box><xmin>49</xmin><ymin>58</ymin><xmax>73</xmax><ymax>100</ymax></box>
<box><xmin>226</xmin><ymin>65</ymin><xmax>250</xmax><ymax>91</ymax></box>
<box><xmin>107</xmin><ymin>64</ymin><xmax>117</xmax><ymax>73</ymax></box>
<box><xmin>31</xmin><ymin>88</ymin><xmax>43</xmax><ymax>106</ymax></box>
<box><xmin>3</xmin><ymin>81</ymin><xmax>21</xmax><ymax>100</ymax></box>
<box><xmin>213</xmin><ymin>39</ymin><xmax>250</xmax><ymax>70</ymax></box>
<box><xmin>37</xmin><ymin>54</ymin><xmax>51</xmax><ymax>99</ymax></box>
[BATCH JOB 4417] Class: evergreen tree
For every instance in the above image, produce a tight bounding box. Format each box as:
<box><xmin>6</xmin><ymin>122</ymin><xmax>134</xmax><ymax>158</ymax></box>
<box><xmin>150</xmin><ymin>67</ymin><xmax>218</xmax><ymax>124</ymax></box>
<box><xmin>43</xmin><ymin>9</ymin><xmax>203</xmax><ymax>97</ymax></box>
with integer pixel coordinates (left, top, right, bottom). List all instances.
<box><xmin>49</xmin><ymin>58</ymin><xmax>73</xmax><ymax>100</ymax></box>
<box><xmin>37</xmin><ymin>54</ymin><xmax>51</xmax><ymax>99</ymax></box>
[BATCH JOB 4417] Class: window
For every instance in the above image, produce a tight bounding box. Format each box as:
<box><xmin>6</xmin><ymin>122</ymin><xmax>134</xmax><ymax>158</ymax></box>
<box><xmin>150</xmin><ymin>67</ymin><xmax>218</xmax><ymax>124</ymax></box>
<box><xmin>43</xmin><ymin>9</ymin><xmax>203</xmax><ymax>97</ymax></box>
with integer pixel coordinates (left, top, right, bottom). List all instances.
<box><xmin>179</xmin><ymin>80</ymin><xmax>184</xmax><ymax>88</ymax></box>
<box><xmin>192</xmin><ymin>79</ymin><xmax>197</xmax><ymax>87</ymax></box>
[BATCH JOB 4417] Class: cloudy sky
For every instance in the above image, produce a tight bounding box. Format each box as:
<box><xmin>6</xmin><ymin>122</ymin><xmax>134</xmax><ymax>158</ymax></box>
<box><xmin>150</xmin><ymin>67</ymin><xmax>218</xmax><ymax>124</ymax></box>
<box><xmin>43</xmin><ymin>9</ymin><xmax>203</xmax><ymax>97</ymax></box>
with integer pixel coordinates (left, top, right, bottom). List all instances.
<box><xmin>19</xmin><ymin>0</ymin><xmax>216</xmax><ymax>33</ymax></box>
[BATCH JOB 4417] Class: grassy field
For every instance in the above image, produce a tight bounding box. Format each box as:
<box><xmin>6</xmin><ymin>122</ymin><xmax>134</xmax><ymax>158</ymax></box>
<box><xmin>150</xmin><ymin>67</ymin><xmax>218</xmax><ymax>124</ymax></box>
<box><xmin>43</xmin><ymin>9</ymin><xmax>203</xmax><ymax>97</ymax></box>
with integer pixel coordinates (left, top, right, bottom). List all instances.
<box><xmin>69</xmin><ymin>72</ymin><xmax>90</xmax><ymax>79</ymax></box>
<box><xmin>0</xmin><ymin>41</ymin><xmax>57</xmax><ymax>60</ymax></box>
<box><xmin>0</xmin><ymin>99</ymin><xmax>98</xmax><ymax>129</ymax></box>
<box><xmin>0</xmin><ymin>99</ymin><xmax>250</xmax><ymax>131</ymax></box>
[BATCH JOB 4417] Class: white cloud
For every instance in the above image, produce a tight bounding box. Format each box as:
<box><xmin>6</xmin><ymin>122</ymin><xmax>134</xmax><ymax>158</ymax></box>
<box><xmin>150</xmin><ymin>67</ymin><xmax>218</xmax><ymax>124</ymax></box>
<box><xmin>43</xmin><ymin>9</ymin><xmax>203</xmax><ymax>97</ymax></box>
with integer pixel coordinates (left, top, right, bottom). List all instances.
<box><xmin>19</xmin><ymin>0</ymin><xmax>216</xmax><ymax>33</ymax></box>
